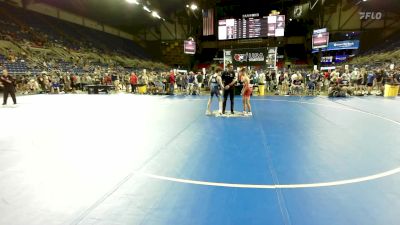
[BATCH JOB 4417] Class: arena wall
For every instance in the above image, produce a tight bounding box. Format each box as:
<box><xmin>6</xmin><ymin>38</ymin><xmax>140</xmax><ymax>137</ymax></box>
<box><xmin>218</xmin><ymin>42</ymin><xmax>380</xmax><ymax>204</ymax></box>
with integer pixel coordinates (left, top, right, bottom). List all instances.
<box><xmin>82</xmin><ymin>18</ymin><xmax>103</xmax><ymax>31</ymax></box>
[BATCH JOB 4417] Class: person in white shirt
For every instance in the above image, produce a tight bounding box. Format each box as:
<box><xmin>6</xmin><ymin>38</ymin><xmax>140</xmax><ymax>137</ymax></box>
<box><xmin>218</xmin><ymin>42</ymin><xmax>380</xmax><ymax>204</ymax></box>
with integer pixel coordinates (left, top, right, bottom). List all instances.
<box><xmin>350</xmin><ymin>68</ymin><xmax>360</xmax><ymax>90</ymax></box>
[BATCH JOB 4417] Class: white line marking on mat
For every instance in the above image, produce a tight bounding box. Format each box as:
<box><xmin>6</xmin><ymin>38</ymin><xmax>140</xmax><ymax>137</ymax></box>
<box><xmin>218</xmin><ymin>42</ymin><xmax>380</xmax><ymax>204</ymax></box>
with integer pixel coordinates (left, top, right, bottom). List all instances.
<box><xmin>139</xmin><ymin>166</ymin><xmax>400</xmax><ymax>189</ymax></box>
<box><xmin>140</xmin><ymin>99</ymin><xmax>400</xmax><ymax>189</ymax></box>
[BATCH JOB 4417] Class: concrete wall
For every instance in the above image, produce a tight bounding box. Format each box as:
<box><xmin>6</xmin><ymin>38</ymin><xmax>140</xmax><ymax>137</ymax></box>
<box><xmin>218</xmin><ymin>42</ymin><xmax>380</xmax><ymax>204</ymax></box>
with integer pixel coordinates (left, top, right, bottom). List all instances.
<box><xmin>104</xmin><ymin>25</ymin><xmax>120</xmax><ymax>36</ymax></box>
<box><xmin>26</xmin><ymin>2</ymin><xmax>57</xmax><ymax>17</ymax></box>
<box><xmin>59</xmin><ymin>10</ymin><xmax>82</xmax><ymax>25</ymax></box>
<box><xmin>83</xmin><ymin>18</ymin><xmax>103</xmax><ymax>31</ymax></box>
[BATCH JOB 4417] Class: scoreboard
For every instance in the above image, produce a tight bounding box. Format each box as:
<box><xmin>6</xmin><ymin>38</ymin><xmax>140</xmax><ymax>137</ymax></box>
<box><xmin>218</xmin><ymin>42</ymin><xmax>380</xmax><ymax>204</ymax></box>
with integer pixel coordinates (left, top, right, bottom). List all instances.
<box><xmin>218</xmin><ymin>15</ymin><xmax>285</xmax><ymax>40</ymax></box>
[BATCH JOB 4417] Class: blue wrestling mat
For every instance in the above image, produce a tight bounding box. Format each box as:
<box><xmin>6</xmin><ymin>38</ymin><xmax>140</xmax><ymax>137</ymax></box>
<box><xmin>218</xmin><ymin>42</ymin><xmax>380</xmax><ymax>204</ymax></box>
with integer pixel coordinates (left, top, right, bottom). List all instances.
<box><xmin>0</xmin><ymin>94</ymin><xmax>399</xmax><ymax>225</ymax></box>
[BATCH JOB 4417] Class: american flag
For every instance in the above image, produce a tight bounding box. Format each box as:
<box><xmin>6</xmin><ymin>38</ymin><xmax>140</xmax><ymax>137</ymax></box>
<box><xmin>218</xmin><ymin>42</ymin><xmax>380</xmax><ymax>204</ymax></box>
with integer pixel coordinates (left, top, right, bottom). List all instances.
<box><xmin>202</xmin><ymin>9</ymin><xmax>214</xmax><ymax>36</ymax></box>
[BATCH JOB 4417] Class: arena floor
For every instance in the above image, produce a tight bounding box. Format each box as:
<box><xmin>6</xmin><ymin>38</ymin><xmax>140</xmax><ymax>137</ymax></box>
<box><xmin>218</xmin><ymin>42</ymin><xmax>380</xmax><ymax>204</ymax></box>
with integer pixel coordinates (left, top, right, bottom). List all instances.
<box><xmin>1</xmin><ymin>94</ymin><xmax>400</xmax><ymax>225</ymax></box>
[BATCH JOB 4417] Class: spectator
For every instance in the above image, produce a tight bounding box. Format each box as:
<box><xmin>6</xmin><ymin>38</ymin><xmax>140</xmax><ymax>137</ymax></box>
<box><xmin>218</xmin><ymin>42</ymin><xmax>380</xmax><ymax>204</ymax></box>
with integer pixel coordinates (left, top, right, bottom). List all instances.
<box><xmin>265</xmin><ymin>71</ymin><xmax>272</xmax><ymax>92</ymax></box>
<box><xmin>187</xmin><ymin>71</ymin><xmax>196</xmax><ymax>95</ymax></box>
<box><xmin>375</xmin><ymin>70</ymin><xmax>384</xmax><ymax>95</ymax></box>
<box><xmin>350</xmin><ymin>68</ymin><xmax>358</xmax><ymax>89</ymax></box>
<box><xmin>169</xmin><ymin>71</ymin><xmax>175</xmax><ymax>95</ymax></box>
<box><xmin>307</xmin><ymin>70</ymin><xmax>319</xmax><ymax>94</ymax></box>
<box><xmin>196</xmin><ymin>71</ymin><xmax>204</xmax><ymax>90</ymax></box>
<box><xmin>291</xmin><ymin>73</ymin><xmax>303</xmax><ymax>95</ymax></box>
<box><xmin>366</xmin><ymin>70</ymin><xmax>375</xmax><ymax>95</ymax></box>
<box><xmin>130</xmin><ymin>72</ymin><xmax>138</xmax><ymax>93</ymax></box>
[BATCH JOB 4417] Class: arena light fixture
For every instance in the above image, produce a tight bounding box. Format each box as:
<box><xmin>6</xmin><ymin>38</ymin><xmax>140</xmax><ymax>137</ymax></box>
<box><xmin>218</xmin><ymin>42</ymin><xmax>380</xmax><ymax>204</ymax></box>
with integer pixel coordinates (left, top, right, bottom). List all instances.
<box><xmin>126</xmin><ymin>0</ymin><xmax>139</xmax><ymax>4</ymax></box>
<box><xmin>143</xmin><ymin>6</ymin><xmax>151</xmax><ymax>12</ymax></box>
<box><xmin>190</xmin><ymin>3</ymin><xmax>198</xmax><ymax>10</ymax></box>
<box><xmin>152</xmin><ymin>11</ymin><xmax>161</xmax><ymax>19</ymax></box>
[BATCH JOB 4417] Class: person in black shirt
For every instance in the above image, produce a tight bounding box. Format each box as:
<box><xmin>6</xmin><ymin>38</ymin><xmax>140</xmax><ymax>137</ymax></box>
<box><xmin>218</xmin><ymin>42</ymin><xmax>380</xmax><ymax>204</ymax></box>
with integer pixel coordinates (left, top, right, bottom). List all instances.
<box><xmin>1</xmin><ymin>69</ymin><xmax>17</xmax><ymax>105</ymax></box>
<box><xmin>221</xmin><ymin>63</ymin><xmax>237</xmax><ymax>114</ymax></box>
<box><xmin>395</xmin><ymin>70</ymin><xmax>400</xmax><ymax>84</ymax></box>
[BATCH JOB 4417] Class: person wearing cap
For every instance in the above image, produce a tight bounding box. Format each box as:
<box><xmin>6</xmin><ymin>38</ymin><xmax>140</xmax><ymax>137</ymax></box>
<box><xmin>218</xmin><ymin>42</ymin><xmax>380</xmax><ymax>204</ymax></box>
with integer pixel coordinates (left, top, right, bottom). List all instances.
<box><xmin>1</xmin><ymin>69</ymin><xmax>17</xmax><ymax>105</ymax></box>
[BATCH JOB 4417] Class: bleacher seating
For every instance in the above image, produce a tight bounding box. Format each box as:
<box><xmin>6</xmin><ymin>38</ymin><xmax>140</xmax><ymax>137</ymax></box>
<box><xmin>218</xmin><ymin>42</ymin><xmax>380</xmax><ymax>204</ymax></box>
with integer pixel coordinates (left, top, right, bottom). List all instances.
<box><xmin>0</xmin><ymin>2</ymin><xmax>151</xmax><ymax>60</ymax></box>
<box><xmin>161</xmin><ymin>41</ymin><xmax>188</xmax><ymax>66</ymax></box>
<box><xmin>3</xmin><ymin>61</ymin><xmax>28</xmax><ymax>74</ymax></box>
<box><xmin>0</xmin><ymin>2</ymin><xmax>170</xmax><ymax>75</ymax></box>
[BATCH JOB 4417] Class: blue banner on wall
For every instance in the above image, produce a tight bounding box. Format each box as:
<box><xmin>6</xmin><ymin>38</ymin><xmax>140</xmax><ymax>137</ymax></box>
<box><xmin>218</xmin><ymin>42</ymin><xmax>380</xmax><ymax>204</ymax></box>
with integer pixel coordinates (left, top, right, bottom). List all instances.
<box><xmin>335</xmin><ymin>55</ymin><xmax>348</xmax><ymax>63</ymax></box>
<box><xmin>312</xmin><ymin>40</ymin><xmax>360</xmax><ymax>53</ymax></box>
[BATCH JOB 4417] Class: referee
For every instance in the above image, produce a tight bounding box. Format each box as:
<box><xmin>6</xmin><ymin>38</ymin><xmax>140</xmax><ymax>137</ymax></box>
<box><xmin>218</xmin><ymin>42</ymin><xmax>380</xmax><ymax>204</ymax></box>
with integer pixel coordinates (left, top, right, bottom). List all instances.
<box><xmin>1</xmin><ymin>69</ymin><xmax>17</xmax><ymax>105</ymax></box>
<box><xmin>221</xmin><ymin>63</ymin><xmax>237</xmax><ymax>114</ymax></box>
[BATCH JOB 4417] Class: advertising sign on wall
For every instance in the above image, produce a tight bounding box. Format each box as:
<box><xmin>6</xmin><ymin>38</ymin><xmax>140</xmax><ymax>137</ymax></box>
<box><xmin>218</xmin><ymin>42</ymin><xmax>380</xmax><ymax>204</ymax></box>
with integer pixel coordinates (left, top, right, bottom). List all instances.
<box><xmin>312</xmin><ymin>40</ymin><xmax>360</xmax><ymax>53</ymax></box>
<box><xmin>321</xmin><ymin>56</ymin><xmax>333</xmax><ymax>63</ymax></box>
<box><xmin>231</xmin><ymin>48</ymin><xmax>267</xmax><ymax>66</ymax></box>
<box><xmin>335</xmin><ymin>55</ymin><xmax>348</xmax><ymax>63</ymax></box>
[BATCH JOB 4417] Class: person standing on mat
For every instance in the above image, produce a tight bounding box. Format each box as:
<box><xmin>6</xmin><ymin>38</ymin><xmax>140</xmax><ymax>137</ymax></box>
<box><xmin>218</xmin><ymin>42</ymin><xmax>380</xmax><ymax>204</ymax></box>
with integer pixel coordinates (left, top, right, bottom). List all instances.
<box><xmin>1</xmin><ymin>69</ymin><xmax>17</xmax><ymax>105</ymax></box>
<box><xmin>221</xmin><ymin>63</ymin><xmax>237</xmax><ymax>114</ymax></box>
<box><xmin>206</xmin><ymin>67</ymin><xmax>224</xmax><ymax>115</ymax></box>
<box><xmin>240</xmin><ymin>68</ymin><xmax>252</xmax><ymax>116</ymax></box>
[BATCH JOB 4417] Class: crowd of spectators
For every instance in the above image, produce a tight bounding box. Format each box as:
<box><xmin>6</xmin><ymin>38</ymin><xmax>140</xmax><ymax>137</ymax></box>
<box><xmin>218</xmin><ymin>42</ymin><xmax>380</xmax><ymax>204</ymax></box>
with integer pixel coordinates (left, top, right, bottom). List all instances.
<box><xmin>245</xmin><ymin>65</ymin><xmax>400</xmax><ymax>97</ymax></box>
<box><xmin>5</xmin><ymin>69</ymin><xmax>207</xmax><ymax>96</ymax></box>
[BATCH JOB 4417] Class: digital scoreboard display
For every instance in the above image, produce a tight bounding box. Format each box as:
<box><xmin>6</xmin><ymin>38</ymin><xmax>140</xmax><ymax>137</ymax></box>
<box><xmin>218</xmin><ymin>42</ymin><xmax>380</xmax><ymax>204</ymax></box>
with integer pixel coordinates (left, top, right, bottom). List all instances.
<box><xmin>218</xmin><ymin>15</ymin><xmax>285</xmax><ymax>40</ymax></box>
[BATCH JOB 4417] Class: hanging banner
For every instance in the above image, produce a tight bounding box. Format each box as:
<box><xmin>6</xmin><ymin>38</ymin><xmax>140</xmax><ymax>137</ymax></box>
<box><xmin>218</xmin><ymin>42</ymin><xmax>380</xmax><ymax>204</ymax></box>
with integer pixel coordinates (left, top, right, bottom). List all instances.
<box><xmin>312</xmin><ymin>40</ymin><xmax>360</xmax><ymax>53</ymax></box>
<box><xmin>292</xmin><ymin>3</ymin><xmax>310</xmax><ymax>19</ymax></box>
<box><xmin>312</xmin><ymin>32</ymin><xmax>329</xmax><ymax>49</ymax></box>
<box><xmin>231</xmin><ymin>48</ymin><xmax>268</xmax><ymax>66</ymax></box>
<box><xmin>184</xmin><ymin>40</ymin><xmax>196</xmax><ymax>54</ymax></box>
<box><xmin>266</xmin><ymin>48</ymin><xmax>277</xmax><ymax>69</ymax></box>
<box><xmin>321</xmin><ymin>56</ymin><xmax>333</xmax><ymax>63</ymax></box>
<box><xmin>223</xmin><ymin>50</ymin><xmax>232</xmax><ymax>70</ymax></box>
<box><xmin>335</xmin><ymin>55</ymin><xmax>348</xmax><ymax>63</ymax></box>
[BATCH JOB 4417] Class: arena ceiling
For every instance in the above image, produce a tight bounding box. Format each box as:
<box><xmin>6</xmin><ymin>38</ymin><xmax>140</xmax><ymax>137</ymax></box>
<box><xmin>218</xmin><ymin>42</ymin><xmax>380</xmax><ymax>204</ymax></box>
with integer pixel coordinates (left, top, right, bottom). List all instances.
<box><xmin>28</xmin><ymin>0</ymin><xmax>400</xmax><ymax>34</ymax></box>
<box><xmin>32</xmin><ymin>0</ymin><xmax>188</xmax><ymax>31</ymax></box>
<box><xmin>29</xmin><ymin>0</ymin><xmax>304</xmax><ymax>32</ymax></box>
